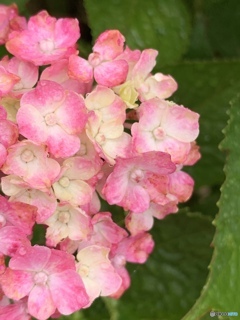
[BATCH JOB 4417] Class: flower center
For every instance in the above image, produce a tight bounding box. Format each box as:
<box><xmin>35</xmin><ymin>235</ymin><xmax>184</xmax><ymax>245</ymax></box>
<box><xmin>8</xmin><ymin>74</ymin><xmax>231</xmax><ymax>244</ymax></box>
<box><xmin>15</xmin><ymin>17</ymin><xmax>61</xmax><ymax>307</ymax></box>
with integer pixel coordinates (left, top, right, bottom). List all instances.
<box><xmin>0</xmin><ymin>214</ymin><xmax>6</xmax><ymax>228</ymax></box>
<box><xmin>88</xmin><ymin>52</ymin><xmax>102</xmax><ymax>67</ymax></box>
<box><xmin>58</xmin><ymin>210</ymin><xmax>71</xmax><ymax>224</ymax></box>
<box><xmin>119</xmin><ymin>81</ymin><xmax>138</xmax><ymax>105</ymax></box>
<box><xmin>34</xmin><ymin>271</ymin><xmax>48</xmax><ymax>285</ymax></box>
<box><xmin>153</xmin><ymin>126</ymin><xmax>166</xmax><ymax>140</ymax></box>
<box><xmin>20</xmin><ymin>149</ymin><xmax>35</xmax><ymax>162</ymax></box>
<box><xmin>59</xmin><ymin>176</ymin><xmax>70</xmax><ymax>188</ymax></box>
<box><xmin>45</xmin><ymin>113</ymin><xmax>57</xmax><ymax>126</ymax></box>
<box><xmin>130</xmin><ymin>168</ymin><xmax>144</xmax><ymax>183</ymax></box>
<box><xmin>39</xmin><ymin>39</ymin><xmax>55</xmax><ymax>53</ymax></box>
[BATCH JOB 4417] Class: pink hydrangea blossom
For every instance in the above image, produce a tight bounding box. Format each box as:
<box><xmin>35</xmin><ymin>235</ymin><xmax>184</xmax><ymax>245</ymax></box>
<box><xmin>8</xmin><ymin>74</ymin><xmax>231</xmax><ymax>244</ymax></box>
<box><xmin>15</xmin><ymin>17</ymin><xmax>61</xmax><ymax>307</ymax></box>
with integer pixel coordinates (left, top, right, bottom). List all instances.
<box><xmin>76</xmin><ymin>245</ymin><xmax>122</xmax><ymax>304</ymax></box>
<box><xmin>114</xmin><ymin>48</ymin><xmax>177</xmax><ymax>107</ymax></box>
<box><xmin>102</xmin><ymin>151</ymin><xmax>176</xmax><ymax>212</ymax></box>
<box><xmin>45</xmin><ymin>204</ymin><xmax>92</xmax><ymax>247</ymax></box>
<box><xmin>0</xmin><ymin>7</ymin><xmax>201</xmax><ymax>316</ymax></box>
<box><xmin>52</xmin><ymin>155</ymin><xmax>101</xmax><ymax>206</ymax></box>
<box><xmin>2</xmin><ymin>140</ymin><xmax>60</xmax><ymax>191</ymax></box>
<box><xmin>17</xmin><ymin>80</ymin><xmax>88</xmax><ymax>158</ymax></box>
<box><xmin>131</xmin><ymin>98</ymin><xmax>200</xmax><ymax>164</ymax></box>
<box><xmin>6</xmin><ymin>10</ymin><xmax>80</xmax><ymax>65</ymax></box>
<box><xmin>138</xmin><ymin>72</ymin><xmax>178</xmax><ymax>101</ymax></box>
<box><xmin>1</xmin><ymin>175</ymin><xmax>57</xmax><ymax>223</ymax></box>
<box><xmin>0</xmin><ymin>56</ymin><xmax>38</xmax><ymax>97</ymax></box>
<box><xmin>73</xmin><ymin>212</ymin><xmax>128</xmax><ymax>250</ymax></box>
<box><xmin>85</xmin><ymin>85</ymin><xmax>132</xmax><ymax>163</ymax></box>
<box><xmin>0</xmin><ymin>245</ymin><xmax>89</xmax><ymax>320</ymax></box>
<box><xmin>69</xmin><ymin>30</ymin><xmax>128</xmax><ymax>87</ymax></box>
<box><xmin>111</xmin><ymin>232</ymin><xmax>154</xmax><ymax>264</ymax></box>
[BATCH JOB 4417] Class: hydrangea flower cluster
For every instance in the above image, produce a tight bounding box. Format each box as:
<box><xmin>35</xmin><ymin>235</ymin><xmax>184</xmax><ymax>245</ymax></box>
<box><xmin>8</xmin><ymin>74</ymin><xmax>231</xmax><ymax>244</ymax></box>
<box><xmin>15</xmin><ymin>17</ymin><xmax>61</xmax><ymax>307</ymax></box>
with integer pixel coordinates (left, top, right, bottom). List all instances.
<box><xmin>0</xmin><ymin>5</ymin><xmax>200</xmax><ymax>320</ymax></box>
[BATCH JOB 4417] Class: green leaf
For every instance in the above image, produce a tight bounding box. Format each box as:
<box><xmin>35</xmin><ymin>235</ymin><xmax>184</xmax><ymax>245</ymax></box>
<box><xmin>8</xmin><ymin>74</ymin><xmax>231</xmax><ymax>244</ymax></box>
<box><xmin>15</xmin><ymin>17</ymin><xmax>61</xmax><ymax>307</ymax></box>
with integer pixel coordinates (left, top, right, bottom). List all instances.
<box><xmin>84</xmin><ymin>0</ymin><xmax>191</xmax><ymax>67</ymax></box>
<box><xmin>81</xmin><ymin>298</ymin><xmax>110</xmax><ymax>320</ymax></box>
<box><xmin>182</xmin><ymin>95</ymin><xmax>240</xmax><ymax>319</ymax></box>
<box><xmin>162</xmin><ymin>61</ymin><xmax>240</xmax><ymax>188</ymax></box>
<box><xmin>116</xmin><ymin>211</ymin><xmax>214</xmax><ymax>320</ymax></box>
<box><xmin>184</xmin><ymin>0</ymin><xmax>240</xmax><ymax>60</ymax></box>
<box><xmin>202</xmin><ymin>0</ymin><xmax>240</xmax><ymax>59</ymax></box>
<box><xmin>0</xmin><ymin>0</ymin><xmax>30</xmax><ymax>14</ymax></box>
<box><xmin>57</xmin><ymin>311</ymin><xmax>86</xmax><ymax>320</ymax></box>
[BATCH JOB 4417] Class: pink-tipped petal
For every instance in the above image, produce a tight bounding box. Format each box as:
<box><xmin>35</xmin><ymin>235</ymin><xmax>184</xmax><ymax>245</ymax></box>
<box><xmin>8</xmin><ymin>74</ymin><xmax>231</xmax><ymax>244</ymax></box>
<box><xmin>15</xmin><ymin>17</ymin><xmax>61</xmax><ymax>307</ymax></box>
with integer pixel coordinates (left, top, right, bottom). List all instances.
<box><xmin>94</xmin><ymin>60</ymin><xmax>128</xmax><ymax>87</ymax></box>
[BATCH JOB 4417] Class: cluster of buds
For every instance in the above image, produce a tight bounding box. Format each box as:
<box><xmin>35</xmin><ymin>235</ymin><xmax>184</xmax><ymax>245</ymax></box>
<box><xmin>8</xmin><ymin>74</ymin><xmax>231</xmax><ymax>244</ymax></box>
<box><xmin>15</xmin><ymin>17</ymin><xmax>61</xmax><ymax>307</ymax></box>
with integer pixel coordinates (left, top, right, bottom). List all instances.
<box><xmin>0</xmin><ymin>4</ymin><xmax>200</xmax><ymax>320</ymax></box>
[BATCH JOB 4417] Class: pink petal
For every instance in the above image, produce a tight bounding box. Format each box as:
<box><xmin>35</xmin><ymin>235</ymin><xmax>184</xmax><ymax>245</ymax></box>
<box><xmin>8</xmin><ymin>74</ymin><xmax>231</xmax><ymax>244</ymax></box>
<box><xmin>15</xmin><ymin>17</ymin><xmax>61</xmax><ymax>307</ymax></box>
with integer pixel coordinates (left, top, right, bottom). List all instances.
<box><xmin>110</xmin><ymin>266</ymin><xmax>130</xmax><ymax>299</ymax></box>
<box><xmin>9</xmin><ymin>245</ymin><xmax>51</xmax><ymax>271</ymax></box>
<box><xmin>94</xmin><ymin>60</ymin><xmax>128</xmax><ymax>87</ymax></box>
<box><xmin>17</xmin><ymin>104</ymin><xmax>47</xmax><ymax>143</ymax></box>
<box><xmin>93</xmin><ymin>30</ymin><xmax>125</xmax><ymax>60</ymax></box>
<box><xmin>5</xmin><ymin>201</ymin><xmax>37</xmax><ymax>235</ymax></box>
<box><xmin>55</xmin><ymin>91</ymin><xmax>87</xmax><ymax>134</ymax></box>
<box><xmin>49</xmin><ymin>270</ymin><xmax>89</xmax><ymax>314</ymax></box>
<box><xmin>0</xmin><ymin>299</ymin><xmax>30</xmax><ymax>320</ymax></box>
<box><xmin>162</xmin><ymin>104</ymin><xmax>200</xmax><ymax>142</ymax></box>
<box><xmin>28</xmin><ymin>285</ymin><xmax>55</xmax><ymax>320</ymax></box>
<box><xmin>138</xmin><ymin>98</ymin><xmax>168</xmax><ymax>130</ymax></box>
<box><xmin>131</xmin><ymin>49</ymin><xmax>158</xmax><ymax>84</ymax></box>
<box><xmin>46</xmin><ymin>125</ymin><xmax>80</xmax><ymax>158</ymax></box>
<box><xmin>0</xmin><ymin>226</ymin><xmax>30</xmax><ymax>256</ymax></box>
<box><xmin>0</xmin><ymin>118</ymin><xmax>18</xmax><ymax>147</ymax></box>
<box><xmin>120</xmin><ymin>184</ymin><xmax>150</xmax><ymax>213</ymax></box>
<box><xmin>68</xmin><ymin>55</ymin><xmax>93</xmax><ymax>83</ymax></box>
<box><xmin>20</xmin><ymin>80</ymin><xmax>65</xmax><ymax>115</ymax></box>
<box><xmin>125</xmin><ymin>210</ymin><xmax>154</xmax><ymax>235</ymax></box>
<box><xmin>169</xmin><ymin>171</ymin><xmax>194</xmax><ymax>202</ymax></box>
<box><xmin>155</xmin><ymin>136</ymin><xmax>191</xmax><ymax>164</ymax></box>
<box><xmin>44</xmin><ymin>248</ymin><xmax>75</xmax><ymax>274</ymax></box>
<box><xmin>116</xmin><ymin>233</ymin><xmax>154</xmax><ymax>264</ymax></box>
<box><xmin>0</xmin><ymin>268</ymin><xmax>34</xmax><ymax>300</ymax></box>
<box><xmin>138</xmin><ymin>73</ymin><xmax>178</xmax><ymax>101</ymax></box>
<box><xmin>54</xmin><ymin>17</ymin><xmax>80</xmax><ymax>47</ymax></box>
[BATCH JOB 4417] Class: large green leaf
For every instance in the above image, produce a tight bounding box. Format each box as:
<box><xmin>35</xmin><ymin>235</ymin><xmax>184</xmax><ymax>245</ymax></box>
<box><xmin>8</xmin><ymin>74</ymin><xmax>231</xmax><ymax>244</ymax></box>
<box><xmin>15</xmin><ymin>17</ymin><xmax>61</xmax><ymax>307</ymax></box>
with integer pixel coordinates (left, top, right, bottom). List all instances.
<box><xmin>162</xmin><ymin>61</ymin><xmax>240</xmax><ymax>189</ymax></box>
<box><xmin>184</xmin><ymin>0</ymin><xmax>240</xmax><ymax>60</ymax></box>
<box><xmin>84</xmin><ymin>0</ymin><xmax>191</xmax><ymax>67</ymax></box>
<box><xmin>116</xmin><ymin>211</ymin><xmax>214</xmax><ymax>320</ymax></box>
<box><xmin>183</xmin><ymin>96</ymin><xmax>240</xmax><ymax>319</ymax></box>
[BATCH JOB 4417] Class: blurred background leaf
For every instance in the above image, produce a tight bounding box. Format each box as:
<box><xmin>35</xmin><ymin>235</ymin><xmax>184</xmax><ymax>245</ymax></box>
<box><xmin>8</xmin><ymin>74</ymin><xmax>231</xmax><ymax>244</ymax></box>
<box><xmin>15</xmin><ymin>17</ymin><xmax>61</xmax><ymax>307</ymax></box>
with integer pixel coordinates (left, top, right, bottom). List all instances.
<box><xmin>184</xmin><ymin>0</ymin><xmax>240</xmax><ymax>60</ymax></box>
<box><xmin>84</xmin><ymin>0</ymin><xmax>191</xmax><ymax>67</ymax></box>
